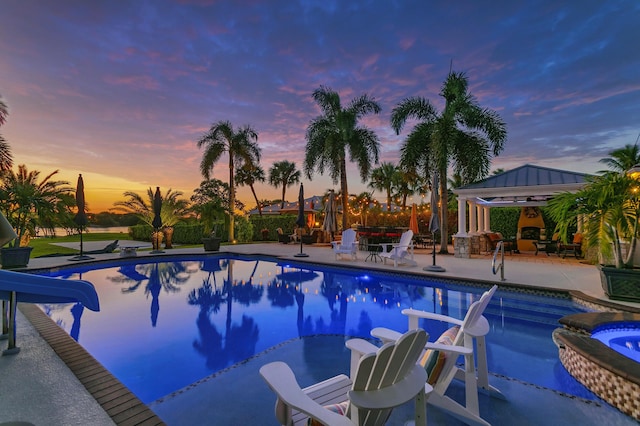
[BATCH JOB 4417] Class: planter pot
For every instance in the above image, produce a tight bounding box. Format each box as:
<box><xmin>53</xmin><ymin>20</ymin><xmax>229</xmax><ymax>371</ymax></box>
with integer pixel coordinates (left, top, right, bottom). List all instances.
<box><xmin>202</xmin><ymin>237</ymin><xmax>221</xmax><ymax>252</ymax></box>
<box><xmin>301</xmin><ymin>234</ymin><xmax>316</xmax><ymax>245</ymax></box>
<box><xmin>599</xmin><ymin>265</ymin><xmax>640</xmax><ymax>302</ymax></box>
<box><xmin>1</xmin><ymin>247</ymin><xmax>33</xmax><ymax>269</ymax></box>
<box><xmin>152</xmin><ymin>231</ymin><xmax>164</xmax><ymax>251</ymax></box>
<box><xmin>163</xmin><ymin>227</ymin><xmax>174</xmax><ymax>249</ymax></box>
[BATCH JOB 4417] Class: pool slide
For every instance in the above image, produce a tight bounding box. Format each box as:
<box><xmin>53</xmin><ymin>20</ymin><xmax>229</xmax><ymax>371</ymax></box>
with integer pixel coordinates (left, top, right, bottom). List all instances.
<box><xmin>0</xmin><ymin>268</ymin><xmax>100</xmax><ymax>355</ymax></box>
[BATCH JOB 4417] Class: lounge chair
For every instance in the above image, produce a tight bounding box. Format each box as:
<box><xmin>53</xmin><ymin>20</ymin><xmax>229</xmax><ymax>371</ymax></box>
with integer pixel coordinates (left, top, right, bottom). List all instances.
<box><xmin>379</xmin><ymin>229</ymin><xmax>416</xmax><ymax>267</ymax></box>
<box><xmin>260</xmin><ymin>328</ymin><xmax>432</xmax><ymax>426</ymax></box>
<box><xmin>484</xmin><ymin>232</ymin><xmax>514</xmax><ymax>255</ymax></box>
<box><xmin>85</xmin><ymin>240</ymin><xmax>119</xmax><ymax>254</ymax></box>
<box><xmin>558</xmin><ymin>233</ymin><xmax>582</xmax><ymax>258</ymax></box>
<box><xmin>331</xmin><ymin>229</ymin><xmax>358</xmax><ymax>260</ymax></box>
<box><xmin>370</xmin><ymin>285</ymin><xmax>501</xmax><ymax>426</ymax></box>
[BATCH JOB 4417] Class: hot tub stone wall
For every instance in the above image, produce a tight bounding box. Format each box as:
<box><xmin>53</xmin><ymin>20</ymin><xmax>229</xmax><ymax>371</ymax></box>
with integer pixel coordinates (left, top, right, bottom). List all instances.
<box><xmin>555</xmin><ymin>317</ymin><xmax>640</xmax><ymax>421</ymax></box>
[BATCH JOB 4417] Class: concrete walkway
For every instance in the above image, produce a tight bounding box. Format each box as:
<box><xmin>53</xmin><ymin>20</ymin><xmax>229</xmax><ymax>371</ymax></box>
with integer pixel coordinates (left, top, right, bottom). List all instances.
<box><xmin>1</xmin><ymin>242</ymin><xmax>638</xmax><ymax>425</ymax></box>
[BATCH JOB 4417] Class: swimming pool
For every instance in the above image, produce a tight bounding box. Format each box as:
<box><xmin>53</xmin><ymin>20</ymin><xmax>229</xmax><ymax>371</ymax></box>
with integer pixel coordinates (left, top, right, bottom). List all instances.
<box><xmin>36</xmin><ymin>254</ymin><xmax>593</xmax><ymax>404</ymax></box>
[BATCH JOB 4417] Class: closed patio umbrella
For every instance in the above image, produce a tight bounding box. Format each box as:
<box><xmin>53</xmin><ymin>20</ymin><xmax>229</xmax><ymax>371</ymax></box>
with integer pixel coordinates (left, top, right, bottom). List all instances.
<box><xmin>151</xmin><ymin>187</ymin><xmax>164</xmax><ymax>253</ymax></box>
<box><xmin>409</xmin><ymin>203</ymin><xmax>419</xmax><ymax>234</ymax></box>
<box><xmin>425</xmin><ymin>173</ymin><xmax>445</xmax><ymax>272</ymax></box>
<box><xmin>71</xmin><ymin>174</ymin><xmax>93</xmax><ymax>261</ymax></box>
<box><xmin>323</xmin><ymin>190</ymin><xmax>337</xmax><ymax>241</ymax></box>
<box><xmin>294</xmin><ymin>184</ymin><xmax>309</xmax><ymax>257</ymax></box>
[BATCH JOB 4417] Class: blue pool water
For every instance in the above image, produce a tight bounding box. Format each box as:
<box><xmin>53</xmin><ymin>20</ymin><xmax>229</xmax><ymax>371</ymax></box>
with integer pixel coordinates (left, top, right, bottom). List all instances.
<box><xmin>36</xmin><ymin>254</ymin><xmax>593</xmax><ymax>404</ymax></box>
<box><xmin>592</xmin><ymin>324</ymin><xmax>640</xmax><ymax>363</ymax></box>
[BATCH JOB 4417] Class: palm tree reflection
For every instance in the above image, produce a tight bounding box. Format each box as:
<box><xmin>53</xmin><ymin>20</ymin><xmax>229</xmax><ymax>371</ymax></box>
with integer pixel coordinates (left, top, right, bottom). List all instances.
<box><xmin>111</xmin><ymin>261</ymin><xmax>190</xmax><ymax>327</ymax></box>
<box><xmin>188</xmin><ymin>259</ymin><xmax>261</xmax><ymax>370</ymax></box>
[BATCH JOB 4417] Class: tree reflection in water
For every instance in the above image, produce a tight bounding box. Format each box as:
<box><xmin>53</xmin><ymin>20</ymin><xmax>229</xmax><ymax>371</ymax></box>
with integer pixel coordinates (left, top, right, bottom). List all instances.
<box><xmin>188</xmin><ymin>259</ymin><xmax>261</xmax><ymax>370</ymax></box>
<box><xmin>111</xmin><ymin>261</ymin><xmax>190</xmax><ymax>326</ymax></box>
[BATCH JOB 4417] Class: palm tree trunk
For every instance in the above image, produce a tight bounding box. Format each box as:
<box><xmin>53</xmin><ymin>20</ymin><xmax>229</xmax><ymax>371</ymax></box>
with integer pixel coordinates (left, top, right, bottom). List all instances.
<box><xmin>386</xmin><ymin>189</ymin><xmax>392</xmax><ymax>211</ymax></box>
<box><xmin>439</xmin><ymin>166</ymin><xmax>449</xmax><ymax>254</ymax></box>
<box><xmin>250</xmin><ymin>185</ymin><xmax>262</xmax><ymax>216</ymax></box>
<box><xmin>281</xmin><ymin>185</ymin><xmax>286</xmax><ymax>209</ymax></box>
<box><xmin>228</xmin><ymin>156</ymin><xmax>235</xmax><ymax>243</ymax></box>
<box><xmin>340</xmin><ymin>157</ymin><xmax>349</xmax><ymax>230</ymax></box>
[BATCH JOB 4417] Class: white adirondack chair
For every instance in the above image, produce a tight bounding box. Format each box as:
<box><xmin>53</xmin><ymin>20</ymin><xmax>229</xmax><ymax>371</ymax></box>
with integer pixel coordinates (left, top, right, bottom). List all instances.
<box><xmin>380</xmin><ymin>229</ymin><xmax>416</xmax><ymax>267</ymax></box>
<box><xmin>371</xmin><ymin>285</ymin><xmax>501</xmax><ymax>426</ymax></box>
<box><xmin>260</xmin><ymin>329</ymin><xmax>433</xmax><ymax>426</ymax></box>
<box><xmin>331</xmin><ymin>229</ymin><xmax>358</xmax><ymax>260</ymax></box>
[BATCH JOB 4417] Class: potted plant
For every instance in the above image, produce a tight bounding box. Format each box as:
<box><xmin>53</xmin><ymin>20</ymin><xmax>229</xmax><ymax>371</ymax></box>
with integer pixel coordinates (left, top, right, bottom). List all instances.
<box><xmin>0</xmin><ymin>165</ymin><xmax>73</xmax><ymax>268</ymax></box>
<box><xmin>202</xmin><ymin>228</ymin><xmax>222</xmax><ymax>252</ymax></box>
<box><xmin>548</xmin><ymin>171</ymin><xmax>640</xmax><ymax>301</ymax></box>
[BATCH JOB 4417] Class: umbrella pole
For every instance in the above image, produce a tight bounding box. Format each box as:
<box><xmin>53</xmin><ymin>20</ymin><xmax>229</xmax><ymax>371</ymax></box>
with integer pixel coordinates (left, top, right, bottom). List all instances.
<box><xmin>423</xmin><ymin>231</ymin><xmax>446</xmax><ymax>272</ymax></box>
<box><xmin>432</xmin><ymin>231</ymin><xmax>436</xmax><ymax>266</ymax></box>
<box><xmin>79</xmin><ymin>227</ymin><xmax>84</xmax><ymax>257</ymax></box>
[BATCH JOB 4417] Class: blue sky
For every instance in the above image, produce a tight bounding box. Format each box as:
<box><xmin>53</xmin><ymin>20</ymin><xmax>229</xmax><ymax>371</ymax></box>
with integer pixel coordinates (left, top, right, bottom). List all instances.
<box><xmin>1</xmin><ymin>0</ymin><xmax>638</xmax><ymax>211</ymax></box>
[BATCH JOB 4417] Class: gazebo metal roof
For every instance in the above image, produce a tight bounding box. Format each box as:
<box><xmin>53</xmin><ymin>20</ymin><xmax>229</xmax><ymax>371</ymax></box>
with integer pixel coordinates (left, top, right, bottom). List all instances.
<box><xmin>453</xmin><ymin>164</ymin><xmax>590</xmax><ymax>207</ymax></box>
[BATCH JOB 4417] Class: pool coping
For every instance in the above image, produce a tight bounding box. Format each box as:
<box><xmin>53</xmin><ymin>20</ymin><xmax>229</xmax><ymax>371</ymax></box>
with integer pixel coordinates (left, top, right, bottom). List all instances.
<box><xmin>18</xmin><ymin>303</ymin><xmax>165</xmax><ymax>426</ymax></box>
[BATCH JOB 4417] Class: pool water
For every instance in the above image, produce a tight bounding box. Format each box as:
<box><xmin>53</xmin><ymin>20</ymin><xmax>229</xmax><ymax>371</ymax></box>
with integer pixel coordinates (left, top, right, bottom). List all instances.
<box><xmin>36</xmin><ymin>255</ymin><xmax>593</xmax><ymax>404</ymax></box>
<box><xmin>592</xmin><ymin>325</ymin><xmax>640</xmax><ymax>363</ymax></box>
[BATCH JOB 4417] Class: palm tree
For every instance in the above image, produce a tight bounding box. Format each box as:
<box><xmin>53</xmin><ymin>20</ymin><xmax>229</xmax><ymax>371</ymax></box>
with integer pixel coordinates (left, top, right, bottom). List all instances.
<box><xmin>0</xmin><ymin>135</ymin><xmax>12</xmax><ymax>174</ymax></box>
<box><xmin>599</xmin><ymin>140</ymin><xmax>640</xmax><ymax>173</ymax></box>
<box><xmin>391</xmin><ymin>71</ymin><xmax>507</xmax><ymax>253</ymax></box>
<box><xmin>197</xmin><ymin>120</ymin><xmax>261</xmax><ymax>242</ymax></box>
<box><xmin>393</xmin><ymin>166</ymin><xmax>424</xmax><ymax>209</ymax></box>
<box><xmin>113</xmin><ymin>188</ymin><xmax>188</xmax><ymax>248</ymax></box>
<box><xmin>268</xmin><ymin>160</ymin><xmax>301</xmax><ymax>209</ymax></box>
<box><xmin>0</xmin><ymin>165</ymin><xmax>73</xmax><ymax>247</ymax></box>
<box><xmin>368</xmin><ymin>162</ymin><xmax>399</xmax><ymax>211</ymax></box>
<box><xmin>304</xmin><ymin>86</ymin><xmax>381</xmax><ymax>229</ymax></box>
<box><xmin>235</xmin><ymin>164</ymin><xmax>266</xmax><ymax>215</ymax></box>
<box><xmin>0</xmin><ymin>95</ymin><xmax>8</xmax><ymax>126</ymax></box>
<box><xmin>350</xmin><ymin>191</ymin><xmax>374</xmax><ymax>226</ymax></box>
<box><xmin>0</xmin><ymin>95</ymin><xmax>13</xmax><ymax>173</ymax></box>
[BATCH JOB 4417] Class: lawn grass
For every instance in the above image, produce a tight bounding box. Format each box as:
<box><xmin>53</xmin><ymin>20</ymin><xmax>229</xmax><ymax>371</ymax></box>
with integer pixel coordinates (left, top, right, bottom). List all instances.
<box><xmin>28</xmin><ymin>232</ymin><xmax>132</xmax><ymax>258</ymax></box>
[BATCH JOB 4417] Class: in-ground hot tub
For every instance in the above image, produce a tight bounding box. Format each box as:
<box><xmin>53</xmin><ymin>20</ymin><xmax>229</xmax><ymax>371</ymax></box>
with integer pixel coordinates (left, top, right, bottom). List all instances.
<box><xmin>555</xmin><ymin>312</ymin><xmax>640</xmax><ymax>420</ymax></box>
<box><xmin>592</xmin><ymin>324</ymin><xmax>640</xmax><ymax>363</ymax></box>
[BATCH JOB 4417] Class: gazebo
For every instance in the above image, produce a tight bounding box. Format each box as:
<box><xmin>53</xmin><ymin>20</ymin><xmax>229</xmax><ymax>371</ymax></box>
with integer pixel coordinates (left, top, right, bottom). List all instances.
<box><xmin>451</xmin><ymin>164</ymin><xmax>589</xmax><ymax>257</ymax></box>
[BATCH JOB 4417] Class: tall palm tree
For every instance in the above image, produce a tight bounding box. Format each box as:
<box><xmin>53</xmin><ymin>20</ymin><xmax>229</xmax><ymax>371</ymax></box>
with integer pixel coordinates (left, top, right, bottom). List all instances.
<box><xmin>599</xmin><ymin>140</ymin><xmax>640</xmax><ymax>173</ymax></box>
<box><xmin>0</xmin><ymin>165</ymin><xmax>73</xmax><ymax>247</ymax></box>
<box><xmin>235</xmin><ymin>164</ymin><xmax>266</xmax><ymax>215</ymax></box>
<box><xmin>197</xmin><ymin>120</ymin><xmax>261</xmax><ymax>242</ymax></box>
<box><xmin>268</xmin><ymin>160</ymin><xmax>301</xmax><ymax>209</ymax></box>
<box><xmin>368</xmin><ymin>162</ymin><xmax>399</xmax><ymax>211</ymax></box>
<box><xmin>304</xmin><ymin>86</ymin><xmax>381</xmax><ymax>229</ymax></box>
<box><xmin>391</xmin><ymin>71</ymin><xmax>507</xmax><ymax>253</ymax></box>
<box><xmin>0</xmin><ymin>95</ymin><xmax>13</xmax><ymax>173</ymax></box>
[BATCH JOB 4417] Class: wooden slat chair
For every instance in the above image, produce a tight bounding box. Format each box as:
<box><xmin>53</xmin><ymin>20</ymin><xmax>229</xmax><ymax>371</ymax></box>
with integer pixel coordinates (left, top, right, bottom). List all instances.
<box><xmin>260</xmin><ymin>329</ymin><xmax>432</xmax><ymax>426</ymax></box>
<box><xmin>370</xmin><ymin>285</ymin><xmax>502</xmax><ymax>426</ymax></box>
<box><xmin>331</xmin><ymin>229</ymin><xmax>358</xmax><ymax>261</ymax></box>
<box><xmin>380</xmin><ymin>229</ymin><xmax>416</xmax><ymax>267</ymax></box>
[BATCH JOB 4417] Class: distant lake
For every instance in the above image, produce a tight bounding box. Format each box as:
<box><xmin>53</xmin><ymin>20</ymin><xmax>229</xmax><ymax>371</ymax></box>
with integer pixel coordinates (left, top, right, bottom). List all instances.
<box><xmin>38</xmin><ymin>226</ymin><xmax>131</xmax><ymax>237</ymax></box>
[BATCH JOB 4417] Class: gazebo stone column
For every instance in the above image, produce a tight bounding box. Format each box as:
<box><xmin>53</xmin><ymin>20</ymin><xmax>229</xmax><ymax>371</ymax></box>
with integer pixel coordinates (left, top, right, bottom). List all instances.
<box><xmin>454</xmin><ymin>197</ymin><xmax>470</xmax><ymax>258</ymax></box>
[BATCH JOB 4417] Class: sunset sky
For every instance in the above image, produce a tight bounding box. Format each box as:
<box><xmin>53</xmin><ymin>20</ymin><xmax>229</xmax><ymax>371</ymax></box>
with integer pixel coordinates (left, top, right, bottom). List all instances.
<box><xmin>1</xmin><ymin>0</ymin><xmax>638</xmax><ymax>212</ymax></box>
